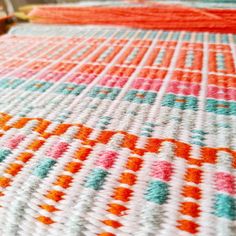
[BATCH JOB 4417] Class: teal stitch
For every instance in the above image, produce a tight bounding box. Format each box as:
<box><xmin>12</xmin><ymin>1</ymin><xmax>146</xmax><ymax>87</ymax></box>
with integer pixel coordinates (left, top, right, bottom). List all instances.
<box><xmin>100</xmin><ymin>116</ymin><xmax>112</xmax><ymax>121</ymax></box>
<box><xmin>145</xmin><ymin>180</ymin><xmax>169</xmax><ymax>204</ymax></box>
<box><xmin>89</xmin><ymin>86</ymin><xmax>120</xmax><ymax>100</ymax></box>
<box><xmin>214</xmin><ymin>194</ymin><xmax>236</xmax><ymax>220</ymax></box>
<box><xmin>196</xmin><ymin>33</ymin><xmax>203</xmax><ymax>42</ymax></box>
<box><xmin>162</xmin><ymin>94</ymin><xmax>198</xmax><ymax>111</ymax></box>
<box><xmin>209</xmin><ymin>34</ymin><xmax>216</xmax><ymax>43</ymax></box>
<box><xmin>206</xmin><ymin>99</ymin><xmax>236</xmax><ymax>116</ymax></box>
<box><xmin>190</xmin><ymin>141</ymin><xmax>205</xmax><ymax>147</ymax></box>
<box><xmin>98</xmin><ymin>120</ymin><xmax>110</xmax><ymax>125</ymax></box>
<box><xmin>0</xmin><ymin>149</ymin><xmax>12</xmax><ymax>162</ymax></box>
<box><xmin>160</xmin><ymin>31</ymin><xmax>168</xmax><ymax>40</ymax></box>
<box><xmin>192</xmin><ymin>130</ymin><xmax>207</xmax><ymax>135</ymax></box>
<box><xmin>140</xmin><ymin>132</ymin><xmax>152</xmax><ymax>137</ymax></box>
<box><xmin>124</xmin><ymin>90</ymin><xmax>157</xmax><ymax>104</ymax></box>
<box><xmin>25</xmin><ymin>81</ymin><xmax>53</xmax><ymax>92</ymax></box>
<box><xmin>85</xmin><ymin>168</ymin><xmax>108</xmax><ymax>190</ymax></box>
<box><xmin>33</xmin><ymin>158</ymin><xmax>56</xmax><ymax>178</ymax></box>
<box><xmin>144</xmin><ymin>122</ymin><xmax>155</xmax><ymax>127</ymax></box>
<box><xmin>184</xmin><ymin>33</ymin><xmax>191</xmax><ymax>41</ymax></box>
<box><xmin>222</xmin><ymin>34</ymin><xmax>229</xmax><ymax>43</ymax></box>
<box><xmin>172</xmin><ymin>32</ymin><xmax>180</xmax><ymax>40</ymax></box>
<box><xmin>214</xmin><ymin>123</ymin><xmax>231</xmax><ymax>128</ymax></box>
<box><xmin>141</xmin><ymin>127</ymin><xmax>153</xmax><ymax>132</ymax></box>
<box><xmin>56</xmin><ymin>83</ymin><xmax>86</xmax><ymax>95</ymax></box>
<box><xmin>191</xmin><ymin>135</ymin><xmax>205</xmax><ymax>141</ymax></box>
<box><xmin>0</xmin><ymin>78</ymin><xmax>24</xmax><ymax>89</ymax></box>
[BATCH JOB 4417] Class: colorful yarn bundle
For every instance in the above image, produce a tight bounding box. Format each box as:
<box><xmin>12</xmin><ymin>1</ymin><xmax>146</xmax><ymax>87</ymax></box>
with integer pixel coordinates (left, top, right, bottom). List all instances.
<box><xmin>28</xmin><ymin>4</ymin><xmax>236</xmax><ymax>33</ymax></box>
<box><xmin>0</xmin><ymin>23</ymin><xmax>235</xmax><ymax>235</ymax></box>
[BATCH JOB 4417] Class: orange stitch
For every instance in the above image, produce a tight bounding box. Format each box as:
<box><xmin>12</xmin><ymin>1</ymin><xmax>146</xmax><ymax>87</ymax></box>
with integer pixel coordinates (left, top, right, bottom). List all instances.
<box><xmin>102</xmin><ymin>220</ymin><xmax>122</xmax><ymax>229</ymax></box>
<box><xmin>6</xmin><ymin>163</ymin><xmax>22</xmax><ymax>176</ymax></box>
<box><xmin>0</xmin><ymin>114</ymin><xmax>11</xmax><ymax>127</ymax></box>
<box><xmin>2</xmin><ymin>125</ymin><xmax>11</xmax><ymax>131</ymax></box>
<box><xmin>46</xmin><ymin>190</ymin><xmax>65</xmax><ymax>202</ymax></box>
<box><xmin>133</xmin><ymin>148</ymin><xmax>145</xmax><ymax>156</ymax></box>
<box><xmin>187</xmin><ymin>158</ymin><xmax>201</xmax><ymax>166</ymax></box>
<box><xmin>27</xmin><ymin>139</ymin><xmax>45</xmax><ymax>151</ymax></box>
<box><xmin>82</xmin><ymin>140</ymin><xmax>96</xmax><ymax>146</ymax></box>
<box><xmin>97</xmin><ymin>131</ymin><xmax>116</xmax><ymax>144</ymax></box>
<box><xmin>107</xmin><ymin>203</ymin><xmax>127</xmax><ymax>216</ymax></box>
<box><xmin>76</xmin><ymin>126</ymin><xmax>92</xmax><ymax>140</ymax></box>
<box><xmin>113</xmin><ymin>187</ymin><xmax>132</xmax><ymax>202</ymax></box>
<box><xmin>74</xmin><ymin>147</ymin><xmax>91</xmax><ymax>161</ymax></box>
<box><xmin>119</xmin><ymin>172</ymin><xmax>136</xmax><ymax>185</ymax></box>
<box><xmin>201</xmin><ymin>147</ymin><xmax>217</xmax><ymax>164</ymax></box>
<box><xmin>36</xmin><ymin>216</ymin><xmax>54</xmax><ymax>225</ymax></box>
<box><xmin>145</xmin><ymin>138</ymin><xmax>162</xmax><ymax>152</ymax></box>
<box><xmin>0</xmin><ymin>177</ymin><xmax>10</xmax><ymax>187</ymax></box>
<box><xmin>122</xmin><ymin>134</ymin><xmax>137</xmax><ymax>150</ymax></box>
<box><xmin>185</xmin><ymin>168</ymin><xmax>202</xmax><ymax>184</ymax></box>
<box><xmin>53</xmin><ymin>124</ymin><xmax>71</xmax><ymax>135</ymax></box>
<box><xmin>17</xmin><ymin>152</ymin><xmax>33</xmax><ymax>162</ymax></box>
<box><xmin>182</xmin><ymin>185</ymin><xmax>201</xmax><ymax>200</ymax></box>
<box><xmin>126</xmin><ymin>157</ymin><xmax>143</xmax><ymax>171</ymax></box>
<box><xmin>65</xmin><ymin>162</ymin><xmax>82</xmax><ymax>173</ymax></box>
<box><xmin>98</xmin><ymin>233</ymin><xmax>115</xmax><ymax>236</ymax></box>
<box><xmin>233</xmin><ymin>157</ymin><xmax>236</xmax><ymax>169</ymax></box>
<box><xmin>40</xmin><ymin>204</ymin><xmax>58</xmax><ymax>212</ymax></box>
<box><xmin>177</xmin><ymin>219</ymin><xmax>198</xmax><ymax>234</ymax></box>
<box><xmin>41</xmin><ymin>132</ymin><xmax>52</xmax><ymax>139</ymax></box>
<box><xmin>54</xmin><ymin>175</ymin><xmax>72</xmax><ymax>188</ymax></box>
<box><xmin>34</xmin><ymin>120</ymin><xmax>51</xmax><ymax>133</ymax></box>
<box><xmin>176</xmin><ymin>142</ymin><xmax>190</xmax><ymax>160</ymax></box>
<box><xmin>13</xmin><ymin>118</ymin><xmax>30</xmax><ymax>128</ymax></box>
<box><xmin>180</xmin><ymin>202</ymin><xmax>200</xmax><ymax>217</ymax></box>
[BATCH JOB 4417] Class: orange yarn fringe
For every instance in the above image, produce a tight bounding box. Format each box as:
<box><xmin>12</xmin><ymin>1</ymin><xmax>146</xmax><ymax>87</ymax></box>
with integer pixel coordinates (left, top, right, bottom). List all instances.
<box><xmin>28</xmin><ymin>4</ymin><xmax>236</xmax><ymax>33</ymax></box>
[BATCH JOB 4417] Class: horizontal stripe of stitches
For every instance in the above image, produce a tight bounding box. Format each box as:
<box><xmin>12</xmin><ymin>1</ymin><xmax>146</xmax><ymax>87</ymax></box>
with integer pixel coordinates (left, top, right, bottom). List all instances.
<box><xmin>0</xmin><ymin>113</ymin><xmax>235</xmax><ymax>167</ymax></box>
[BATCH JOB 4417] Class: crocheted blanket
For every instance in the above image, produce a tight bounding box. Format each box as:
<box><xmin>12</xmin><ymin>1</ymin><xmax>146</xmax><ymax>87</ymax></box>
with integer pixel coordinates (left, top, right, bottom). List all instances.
<box><xmin>0</xmin><ymin>23</ymin><xmax>235</xmax><ymax>236</ymax></box>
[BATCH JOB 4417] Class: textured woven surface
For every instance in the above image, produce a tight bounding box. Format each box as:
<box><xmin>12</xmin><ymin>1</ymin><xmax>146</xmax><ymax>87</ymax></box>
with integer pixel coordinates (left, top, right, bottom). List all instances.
<box><xmin>0</xmin><ymin>24</ymin><xmax>235</xmax><ymax>235</ymax></box>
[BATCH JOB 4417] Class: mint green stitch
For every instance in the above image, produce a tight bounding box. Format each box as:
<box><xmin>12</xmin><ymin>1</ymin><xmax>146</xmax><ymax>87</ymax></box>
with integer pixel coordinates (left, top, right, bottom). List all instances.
<box><xmin>145</xmin><ymin>180</ymin><xmax>169</xmax><ymax>205</ymax></box>
<box><xmin>85</xmin><ymin>168</ymin><xmax>108</xmax><ymax>190</ymax></box>
<box><xmin>33</xmin><ymin>158</ymin><xmax>56</xmax><ymax>178</ymax></box>
<box><xmin>0</xmin><ymin>149</ymin><xmax>12</xmax><ymax>162</ymax></box>
<box><xmin>214</xmin><ymin>194</ymin><xmax>236</xmax><ymax>220</ymax></box>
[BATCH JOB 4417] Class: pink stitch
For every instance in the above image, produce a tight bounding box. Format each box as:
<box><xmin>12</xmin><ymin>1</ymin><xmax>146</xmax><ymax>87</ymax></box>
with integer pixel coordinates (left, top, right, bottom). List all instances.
<box><xmin>46</xmin><ymin>142</ymin><xmax>69</xmax><ymax>159</ymax></box>
<box><xmin>207</xmin><ymin>86</ymin><xmax>236</xmax><ymax>101</ymax></box>
<box><xmin>5</xmin><ymin>135</ymin><xmax>25</xmax><ymax>149</ymax></box>
<box><xmin>215</xmin><ymin>172</ymin><xmax>235</xmax><ymax>195</ymax></box>
<box><xmin>96</xmin><ymin>150</ymin><xmax>118</xmax><ymax>169</ymax></box>
<box><xmin>69</xmin><ymin>73</ymin><xmax>95</xmax><ymax>84</ymax></box>
<box><xmin>167</xmin><ymin>81</ymin><xmax>200</xmax><ymax>96</ymax></box>
<box><xmin>132</xmin><ymin>78</ymin><xmax>162</xmax><ymax>91</ymax></box>
<box><xmin>151</xmin><ymin>160</ymin><xmax>172</xmax><ymax>181</ymax></box>
<box><xmin>99</xmin><ymin>76</ymin><xmax>128</xmax><ymax>88</ymax></box>
<box><xmin>38</xmin><ymin>71</ymin><xmax>66</xmax><ymax>81</ymax></box>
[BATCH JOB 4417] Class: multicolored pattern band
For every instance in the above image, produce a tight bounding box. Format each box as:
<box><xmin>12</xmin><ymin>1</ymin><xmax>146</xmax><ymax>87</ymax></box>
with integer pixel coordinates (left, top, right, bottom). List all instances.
<box><xmin>0</xmin><ymin>24</ymin><xmax>235</xmax><ymax>236</ymax></box>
